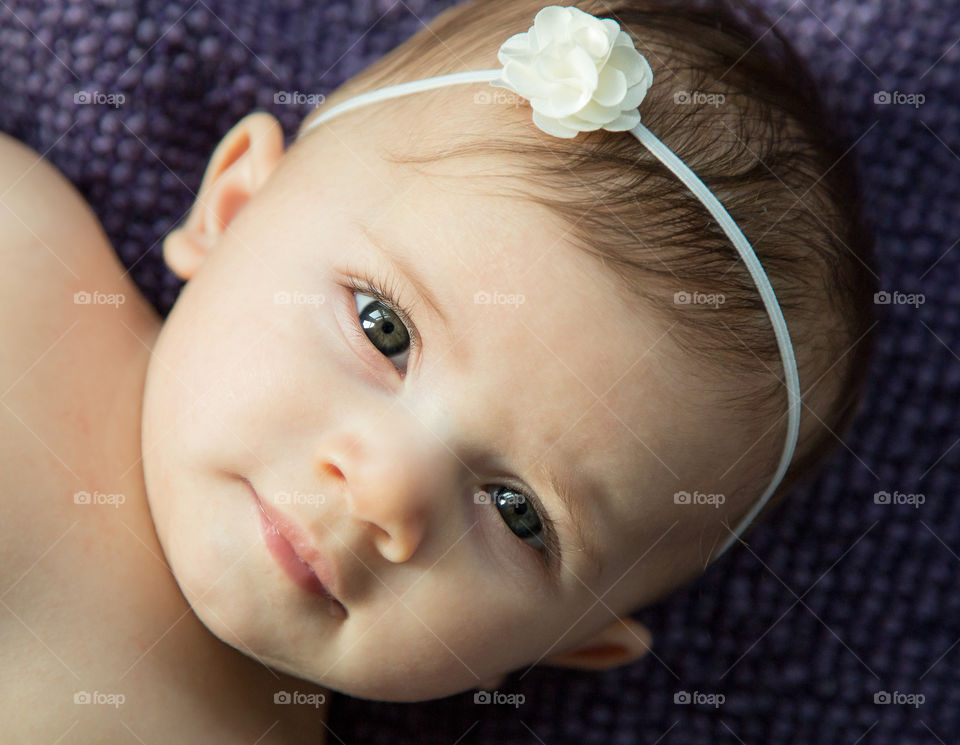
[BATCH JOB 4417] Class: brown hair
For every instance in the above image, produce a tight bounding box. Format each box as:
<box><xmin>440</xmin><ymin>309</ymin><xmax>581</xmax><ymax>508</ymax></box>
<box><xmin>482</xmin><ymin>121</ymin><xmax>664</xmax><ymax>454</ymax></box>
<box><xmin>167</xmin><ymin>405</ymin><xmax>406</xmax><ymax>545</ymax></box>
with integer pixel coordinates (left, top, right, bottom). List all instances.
<box><xmin>297</xmin><ymin>0</ymin><xmax>876</xmax><ymax>544</ymax></box>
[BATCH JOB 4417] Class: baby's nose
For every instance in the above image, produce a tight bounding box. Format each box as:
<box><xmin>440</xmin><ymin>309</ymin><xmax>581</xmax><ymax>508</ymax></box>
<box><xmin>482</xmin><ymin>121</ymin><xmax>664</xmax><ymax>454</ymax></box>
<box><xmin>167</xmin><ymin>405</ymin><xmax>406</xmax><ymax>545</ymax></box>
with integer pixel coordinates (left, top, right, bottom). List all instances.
<box><xmin>314</xmin><ymin>420</ymin><xmax>463</xmax><ymax>563</ymax></box>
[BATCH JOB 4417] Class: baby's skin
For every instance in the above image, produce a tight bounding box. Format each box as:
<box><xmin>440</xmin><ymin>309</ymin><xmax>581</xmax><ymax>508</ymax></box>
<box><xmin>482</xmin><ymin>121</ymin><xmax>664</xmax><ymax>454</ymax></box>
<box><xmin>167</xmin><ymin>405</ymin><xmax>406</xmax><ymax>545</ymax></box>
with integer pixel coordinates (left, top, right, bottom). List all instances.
<box><xmin>1</xmin><ymin>97</ymin><xmax>758</xmax><ymax>739</ymax></box>
<box><xmin>1</xmin><ymin>129</ymin><xmax>330</xmax><ymax>742</ymax></box>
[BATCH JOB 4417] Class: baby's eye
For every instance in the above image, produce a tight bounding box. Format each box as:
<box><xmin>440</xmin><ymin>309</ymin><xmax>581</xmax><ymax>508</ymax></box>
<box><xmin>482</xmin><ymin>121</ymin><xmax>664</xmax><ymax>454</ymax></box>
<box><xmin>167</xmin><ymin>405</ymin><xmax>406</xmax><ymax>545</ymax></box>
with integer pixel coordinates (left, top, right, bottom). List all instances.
<box><xmin>354</xmin><ymin>291</ymin><xmax>411</xmax><ymax>372</ymax></box>
<box><xmin>486</xmin><ymin>484</ymin><xmax>547</xmax><ymax>551</ymax></box>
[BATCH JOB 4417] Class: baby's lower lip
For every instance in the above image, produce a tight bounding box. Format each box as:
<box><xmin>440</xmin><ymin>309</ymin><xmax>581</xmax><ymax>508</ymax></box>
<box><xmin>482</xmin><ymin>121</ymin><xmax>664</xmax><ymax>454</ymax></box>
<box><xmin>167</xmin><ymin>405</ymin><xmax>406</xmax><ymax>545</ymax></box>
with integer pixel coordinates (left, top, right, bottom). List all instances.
<box><xmin>248</xmin><ymin>484</ymin><xmax>346</xmax><ymax>619</ymax></box>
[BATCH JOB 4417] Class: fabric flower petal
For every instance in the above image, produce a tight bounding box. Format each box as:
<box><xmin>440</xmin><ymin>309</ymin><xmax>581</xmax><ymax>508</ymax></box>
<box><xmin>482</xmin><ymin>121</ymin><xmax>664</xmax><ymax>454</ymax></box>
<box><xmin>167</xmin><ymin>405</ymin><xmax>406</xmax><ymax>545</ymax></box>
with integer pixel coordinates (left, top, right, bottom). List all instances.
<box><xmin>497</xmin><ymin>31</ymin><xmax>530</xmax><ymax>62</ymax></box>
<box><xmin>492</xmin><ymin>5</ymin><xmax>655</xmax><ymax>138</ymax></box>
<box><xmin>528</xmin><ymin>84</ymin><xmax>583</xmax><ymax>119</ymax></box>
<box><xmin>532</xmin><ymin>45</ymin><xmax>596</xmax><ymax>117</ymax></box>
<box><xmin>594</xmin><ymin>66</ymin><xmax>627</xmax><ymax>107</ymax></box>
<box><xmin>608</xmin><ymin>41</ymin><xmax>652</xmax><ymax>87</ymax></box>
<box><xmin>501</xmin><ymin>59</ymin><xmax>547</xmax><ymax>98</ymax></box>
<box><xmin>620</xmin><ymin>80</ymin><xmax>651</xmax><ymax>111</ymax></box>
<box><xmin>559</xmin><ymin>113</ymin><xmax>606</xmax><ymax>132</ymax></box>
<box><xmin>554</xmin><ymin>43</ymin><xmax>599</xmax><ymax>89</ymax></box>
<box><xmin>573</xmin><ymin>97</ymin><xmax>623</xmax><ymax>124</ymax></box>
<box><xmin>572</xmin><ymin>20</ymin><xmax>611</xmax><ymax>59</ymax></box>
<box><xmin>531</xmin><ymin>5</ymin><xmax>569</xmax><ymax>49</ymax></box>
<box><xmin>602</xmin><ymin>109</ymin><xmax>642</xmax><ymax>131</ymax></box>
<box><xmin>533</xmin><ymin>109</ymin><xmax>580</xmax><ymax>138</ymax></box>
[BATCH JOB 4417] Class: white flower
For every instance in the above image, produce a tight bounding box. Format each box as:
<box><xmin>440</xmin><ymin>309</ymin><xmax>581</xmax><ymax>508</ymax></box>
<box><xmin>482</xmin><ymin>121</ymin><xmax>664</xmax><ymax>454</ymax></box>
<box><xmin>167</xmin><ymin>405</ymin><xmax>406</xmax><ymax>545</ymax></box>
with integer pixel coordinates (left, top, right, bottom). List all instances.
<box><xmin>489</xmin><ymin>5</ymin><xmax>654</xmax><ymax>138</ymax></box>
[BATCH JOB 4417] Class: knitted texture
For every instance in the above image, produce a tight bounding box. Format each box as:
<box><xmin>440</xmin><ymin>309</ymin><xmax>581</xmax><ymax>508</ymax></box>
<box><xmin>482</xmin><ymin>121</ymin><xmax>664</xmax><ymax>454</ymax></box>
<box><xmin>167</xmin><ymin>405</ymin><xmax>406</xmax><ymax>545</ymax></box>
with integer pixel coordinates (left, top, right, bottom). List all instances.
<box><xmin>1</xmin><ymin>0</ymin><xmax>956</xmax><ymax>742</ymax></box>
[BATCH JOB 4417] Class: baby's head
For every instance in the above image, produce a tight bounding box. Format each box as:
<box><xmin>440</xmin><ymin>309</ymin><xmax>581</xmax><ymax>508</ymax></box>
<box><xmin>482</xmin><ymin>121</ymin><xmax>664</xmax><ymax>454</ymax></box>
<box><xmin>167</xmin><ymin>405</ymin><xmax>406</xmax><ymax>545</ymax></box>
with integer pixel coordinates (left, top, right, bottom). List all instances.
<box><xmin>141</xmin><ymin>0</ymin><xmax>875</xmax><ymax>702</ymax></box>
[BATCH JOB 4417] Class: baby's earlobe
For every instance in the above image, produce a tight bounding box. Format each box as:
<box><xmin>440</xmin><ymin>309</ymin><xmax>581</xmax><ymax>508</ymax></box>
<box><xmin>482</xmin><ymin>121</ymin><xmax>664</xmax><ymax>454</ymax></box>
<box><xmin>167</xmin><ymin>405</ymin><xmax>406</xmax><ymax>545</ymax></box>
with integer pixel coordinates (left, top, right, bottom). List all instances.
<box><xmin>541</xmin><ymin>617</ymin><xmax>653</xmax><ymax>671</ymax></box>
<box><xmin>162</xmin><ymin>227</ymin><xmax>213</xmax><ymax>281</ymax></box>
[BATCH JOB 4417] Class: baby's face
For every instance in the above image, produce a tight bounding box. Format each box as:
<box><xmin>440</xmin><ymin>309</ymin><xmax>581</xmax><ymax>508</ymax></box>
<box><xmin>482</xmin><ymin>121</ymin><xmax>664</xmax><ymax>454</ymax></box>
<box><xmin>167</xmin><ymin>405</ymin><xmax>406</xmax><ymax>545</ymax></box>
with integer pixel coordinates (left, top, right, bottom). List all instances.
<box><xmin>141</xmin><ymin>110</ymin><xmax>737</xmax><ymax>701</ymax></box>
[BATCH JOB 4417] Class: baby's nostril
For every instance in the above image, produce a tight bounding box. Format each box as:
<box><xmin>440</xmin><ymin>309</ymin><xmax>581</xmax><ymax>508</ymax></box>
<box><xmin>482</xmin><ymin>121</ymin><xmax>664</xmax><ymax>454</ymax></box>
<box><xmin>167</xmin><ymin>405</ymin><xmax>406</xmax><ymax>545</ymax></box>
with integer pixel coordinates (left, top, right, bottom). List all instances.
<box><xmin>317</xmin><ymin>461</ymin><xmax>345</xmax><ymax>482</ymax></box>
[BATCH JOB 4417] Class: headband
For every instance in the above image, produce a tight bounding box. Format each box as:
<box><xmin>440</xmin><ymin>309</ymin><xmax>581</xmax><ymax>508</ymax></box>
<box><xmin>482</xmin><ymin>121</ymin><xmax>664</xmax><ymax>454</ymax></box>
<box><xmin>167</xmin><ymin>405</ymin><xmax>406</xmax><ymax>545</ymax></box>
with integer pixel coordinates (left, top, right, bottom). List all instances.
<box><xmin>297</xmin><ymin>4</ymin><xmax>801</xmax><ymax>564</ymax></box>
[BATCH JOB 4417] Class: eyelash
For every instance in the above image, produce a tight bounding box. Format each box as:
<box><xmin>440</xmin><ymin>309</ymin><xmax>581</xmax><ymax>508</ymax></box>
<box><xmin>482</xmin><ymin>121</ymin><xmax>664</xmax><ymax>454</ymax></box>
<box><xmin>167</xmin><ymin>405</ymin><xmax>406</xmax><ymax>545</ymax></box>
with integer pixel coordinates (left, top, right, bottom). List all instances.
<box><xmin>341</xmin><ymin>266</ymin><xmax>563</xmax><ymax>575</ymax></box>
<box><xmin>343</xmin><ymin>266</ymin><xmax>421</xmax><ymax>370</ymax></box>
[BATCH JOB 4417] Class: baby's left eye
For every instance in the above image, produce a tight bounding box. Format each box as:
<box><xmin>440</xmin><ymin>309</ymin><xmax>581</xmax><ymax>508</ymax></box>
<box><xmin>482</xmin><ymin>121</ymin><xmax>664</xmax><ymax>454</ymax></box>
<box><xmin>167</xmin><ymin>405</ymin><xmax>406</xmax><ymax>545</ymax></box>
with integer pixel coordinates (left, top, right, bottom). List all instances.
<box><xmin>354</xmin><ymin>292</ymin><xmax>411</xmax><ymax>372</ymax></box>
<box><xmin>487</xmin><ymin>484</ymin><xmax>547</xmax><ymax>551</ymax></box>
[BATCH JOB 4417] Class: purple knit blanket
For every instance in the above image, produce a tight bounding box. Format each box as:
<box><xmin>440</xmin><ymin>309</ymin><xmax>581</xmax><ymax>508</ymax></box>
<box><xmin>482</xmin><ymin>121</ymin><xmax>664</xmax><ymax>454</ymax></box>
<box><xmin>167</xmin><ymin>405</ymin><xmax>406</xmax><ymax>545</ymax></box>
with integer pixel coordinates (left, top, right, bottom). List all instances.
<box><xmin>1</xmin><ymin>0</ymin><xmax>956</xmax><ymax>742</ymax></box>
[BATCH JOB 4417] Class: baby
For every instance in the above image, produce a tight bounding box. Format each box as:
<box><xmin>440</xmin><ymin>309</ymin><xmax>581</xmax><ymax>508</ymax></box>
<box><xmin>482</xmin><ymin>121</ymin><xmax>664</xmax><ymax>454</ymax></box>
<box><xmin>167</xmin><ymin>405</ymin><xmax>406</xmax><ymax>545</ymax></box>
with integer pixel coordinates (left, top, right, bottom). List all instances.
<box><xmin>1</xmin><ymin>0</ymin><xmax>875</xmax><ymax>741</ymax></box>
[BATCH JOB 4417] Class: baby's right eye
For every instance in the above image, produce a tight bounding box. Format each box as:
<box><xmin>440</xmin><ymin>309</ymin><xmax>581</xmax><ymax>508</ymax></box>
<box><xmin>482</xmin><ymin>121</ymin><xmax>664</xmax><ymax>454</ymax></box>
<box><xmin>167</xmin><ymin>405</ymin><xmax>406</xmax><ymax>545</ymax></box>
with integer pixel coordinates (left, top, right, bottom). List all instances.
<box><xmin>354</xmin><ymin>291</ymin><xmax>411</xmax><ymax>373</ymax></box>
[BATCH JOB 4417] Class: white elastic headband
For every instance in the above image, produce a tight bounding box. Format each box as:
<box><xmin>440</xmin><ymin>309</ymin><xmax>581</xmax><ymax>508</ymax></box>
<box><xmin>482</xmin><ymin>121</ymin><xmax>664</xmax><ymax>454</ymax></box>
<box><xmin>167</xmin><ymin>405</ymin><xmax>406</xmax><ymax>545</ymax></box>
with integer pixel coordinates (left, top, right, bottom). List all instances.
<box><xmin>297</xmin><ymin>5</ymin><xmax>801</xmax><ymax>564</ymax></box>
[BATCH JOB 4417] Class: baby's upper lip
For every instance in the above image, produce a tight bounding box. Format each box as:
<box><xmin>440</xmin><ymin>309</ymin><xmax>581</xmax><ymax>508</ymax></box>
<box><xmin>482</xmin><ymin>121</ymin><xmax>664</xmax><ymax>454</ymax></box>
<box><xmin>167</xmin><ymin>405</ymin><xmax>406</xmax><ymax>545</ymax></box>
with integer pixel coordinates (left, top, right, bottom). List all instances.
<box><xmin>246</xmin><ymin>479</ymin><xmax>345</xmax><ymax>606</ymax></box>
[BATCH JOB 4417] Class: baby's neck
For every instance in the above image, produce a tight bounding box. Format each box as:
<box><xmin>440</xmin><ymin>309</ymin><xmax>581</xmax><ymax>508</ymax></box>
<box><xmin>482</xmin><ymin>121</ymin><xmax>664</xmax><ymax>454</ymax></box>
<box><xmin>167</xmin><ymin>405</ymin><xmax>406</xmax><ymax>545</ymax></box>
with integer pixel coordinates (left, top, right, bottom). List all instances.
<box><xmin>1</xmin><ymin>316</ymin><xmax>326</xmax><ymax>742</ymax></box>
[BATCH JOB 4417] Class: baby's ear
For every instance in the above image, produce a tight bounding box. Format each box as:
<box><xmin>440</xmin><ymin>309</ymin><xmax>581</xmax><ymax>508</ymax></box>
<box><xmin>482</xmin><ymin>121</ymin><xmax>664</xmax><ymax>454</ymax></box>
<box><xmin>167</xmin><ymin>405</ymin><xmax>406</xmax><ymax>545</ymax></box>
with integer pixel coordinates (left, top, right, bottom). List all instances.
<box><xmin>541</xmin><ymin>616</ymin><xmax>652</xmax><ymax>671</ymax></box>
<box><xmin>163</xmin><ymin>111</ymin><xmax>285</xmax><ymax>280</ymax></box>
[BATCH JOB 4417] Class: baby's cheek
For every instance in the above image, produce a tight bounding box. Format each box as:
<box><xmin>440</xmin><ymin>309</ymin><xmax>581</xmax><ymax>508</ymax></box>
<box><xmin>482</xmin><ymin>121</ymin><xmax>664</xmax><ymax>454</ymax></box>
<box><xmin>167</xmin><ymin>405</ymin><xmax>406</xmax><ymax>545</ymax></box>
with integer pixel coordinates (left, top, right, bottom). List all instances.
<box><xmin>404</xmin><ymin>600</ymin><xmax>532</xmax><ymax>686</ymax></box>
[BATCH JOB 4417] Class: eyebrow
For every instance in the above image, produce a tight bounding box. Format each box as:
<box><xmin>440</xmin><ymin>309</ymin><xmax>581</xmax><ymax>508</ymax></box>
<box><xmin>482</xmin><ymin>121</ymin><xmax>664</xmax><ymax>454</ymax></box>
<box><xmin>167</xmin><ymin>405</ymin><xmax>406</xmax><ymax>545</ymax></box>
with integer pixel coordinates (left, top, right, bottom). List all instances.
<box><xmin>357</xmin><ymin>217</ymin><xmax>605</xmax><ymax>579</ymax></box>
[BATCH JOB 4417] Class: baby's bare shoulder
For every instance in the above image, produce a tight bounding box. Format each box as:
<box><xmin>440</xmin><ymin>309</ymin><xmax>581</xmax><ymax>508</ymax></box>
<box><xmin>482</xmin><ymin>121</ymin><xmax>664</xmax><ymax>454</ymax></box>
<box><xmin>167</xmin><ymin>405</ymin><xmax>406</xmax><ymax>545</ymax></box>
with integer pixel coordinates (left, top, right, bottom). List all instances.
<box><xmin>0</xmin><ymin>132</ymin><xmax>157</xmax><ymax>356</ymax></box>
<box><xmin>0</xmin><ymin>129</ymin><xmax>129</xmax><ymax>305</ymax></box>
<box><xmin>0</xmin><ymin>130</ymin><xmax>114</xmax><ymax>262</ymax></box>
<box><xmin>0</xmin><ymin>131</ymin><xmax>159</xmax><ymax>472</ymax></box>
